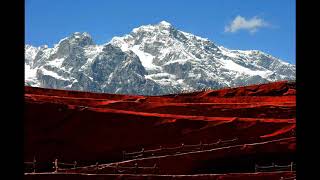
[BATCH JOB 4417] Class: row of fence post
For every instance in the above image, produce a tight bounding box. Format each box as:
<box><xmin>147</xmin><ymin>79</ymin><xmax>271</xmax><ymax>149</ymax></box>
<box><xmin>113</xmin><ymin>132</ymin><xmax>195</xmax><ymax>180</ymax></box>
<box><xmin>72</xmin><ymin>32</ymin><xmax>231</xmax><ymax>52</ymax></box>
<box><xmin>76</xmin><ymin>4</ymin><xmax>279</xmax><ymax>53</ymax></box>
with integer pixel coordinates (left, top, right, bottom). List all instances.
<box><xmin>26</xmin><ymin>158</ymin><xmax>79</xmax><ymax>173</ymax></box>
<box><xmin>26</xmin><ymin>158</ymin><xmax>295</xmax><ymax>174</ymax></box>
<box><xmin>27</xmin><ymin>158</ymin><xmax>158</xmax><ymax>174</ymax></box>
<box><xmin>112</xmin><ymin>162</ymin><xmax>158</xmax><ymax>174</ymax></box>
<box><xmin>24</xmin><ymin>156</ymin><xmax>37</xmax><ymax>173</ymax></box>
<box><xmin>122</xmin><ymin>138</ymin><xmax>238</xmax><ymax>161</ymax></box>
<box><xmin>255</xmin><ymin>162</ymin><xmax>295</xmax><ymax>172</ymax></box>
<box><xmin>280</xmin><ymin>175</ymin><xmax>296</xmax><ymax>180</ymax></box>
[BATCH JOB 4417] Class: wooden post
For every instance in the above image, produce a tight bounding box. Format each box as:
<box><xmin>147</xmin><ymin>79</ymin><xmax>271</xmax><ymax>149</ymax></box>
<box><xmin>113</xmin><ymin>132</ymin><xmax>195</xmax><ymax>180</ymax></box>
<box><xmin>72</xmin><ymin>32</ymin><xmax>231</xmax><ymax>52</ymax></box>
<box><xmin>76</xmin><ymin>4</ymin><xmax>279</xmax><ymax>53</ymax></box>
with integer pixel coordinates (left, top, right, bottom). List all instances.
<box><xmin>153</xmin><ymin>163</ymin><xmax>158</xmax><ymax>174</ymax></box>
<box><xmin>95</xmin><ymin>162</ymin><xmax>99</xmax><ymax>173</ymax></box>
<box><xmin>290</xmin><ymin>162</ymin><xmax>294</xmax><ymax>171</ymax></box>
<box><xmin>134</xmin><ymin>163</ymin><xmax>138</xmax><ymax>174</ymax></box>
<box><xmin>33</xmin><ymin>156</ymin><xmax>36</xmax><ymax>173</ymax></box>
<box><xmin>141</xmin><ymin>148</ymin><xmax>144</xmax><ymax>157</ymax></box>
<box><xmin>199</xmin><ymin>141</ymin><xmax>203</xmax><ymax>150</ymax></box>
<box><xmin>73</xmin><ymin>161</ymin><xmax>77</xmax><ymax>169</ymax></box>
<box><xmin>122</xmin><ymin>151</ymin><xmax>126</xmax><ymax>161</ymax></box>
<box><xmin>115</xmin><ymin>163</ymin><xmax>119</xmax><ymax>174</ymax></box>
<box><xmin>254</xmin><ymin>164</ymin><xmax>258</xmax><ymax>172</ymax></box>
<box><xmin>54</xmin><ymin>158</ymin><xmax>58</xmax><ymax>173</ymax></box>
<box><xmin>156</xmin><ymin>146</ymin><xmax>162</xmax><ymax>156</ymax></box>
<box><xmin>217</xmin><ymin>139</ymin><xmax>221</xmax><ymax>145</ymax></box>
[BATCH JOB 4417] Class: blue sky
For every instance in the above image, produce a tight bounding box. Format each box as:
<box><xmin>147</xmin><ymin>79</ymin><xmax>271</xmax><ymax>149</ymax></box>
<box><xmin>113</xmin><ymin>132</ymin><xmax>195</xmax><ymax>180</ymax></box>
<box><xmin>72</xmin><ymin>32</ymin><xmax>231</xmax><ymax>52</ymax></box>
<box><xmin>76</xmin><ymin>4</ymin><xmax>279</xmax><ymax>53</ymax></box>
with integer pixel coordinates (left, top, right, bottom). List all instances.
<box><xmin>25</xmin><ymin>0</ymin><xmax>295</xmax><ymax>64</ymax></box>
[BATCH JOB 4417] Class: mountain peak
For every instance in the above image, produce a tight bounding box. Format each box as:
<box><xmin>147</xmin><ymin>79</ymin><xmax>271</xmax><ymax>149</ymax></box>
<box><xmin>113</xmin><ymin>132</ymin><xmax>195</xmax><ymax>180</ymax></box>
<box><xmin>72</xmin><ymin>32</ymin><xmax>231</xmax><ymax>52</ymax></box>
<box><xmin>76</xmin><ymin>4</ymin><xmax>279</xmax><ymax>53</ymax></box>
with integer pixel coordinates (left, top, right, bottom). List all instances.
<box><xmin>72</xmin><ymin>32</ymin><xmax>91</xmax><ymax>38</ymax></box>
<box><xmin>158</xmin><ymin>20</ymin><xmax>172</xmax><ymax>27</ymax></box>
<box><xmin>58</xmin><ymin>32</ymin><xmax>94</xmax><ymax>47</ymax></box>
<box><xmin>131</xmin><ymin>21</ymin><xmax>173</xmax><ymax>34</ymax></box>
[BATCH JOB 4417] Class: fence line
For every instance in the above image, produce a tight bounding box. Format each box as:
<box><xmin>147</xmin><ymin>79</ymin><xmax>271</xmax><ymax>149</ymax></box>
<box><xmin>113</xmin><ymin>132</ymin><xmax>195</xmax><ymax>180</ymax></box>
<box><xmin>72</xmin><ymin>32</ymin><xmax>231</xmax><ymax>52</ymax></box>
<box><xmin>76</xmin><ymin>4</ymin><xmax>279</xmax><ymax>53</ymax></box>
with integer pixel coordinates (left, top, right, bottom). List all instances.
<box><xmin>25</xmin><ymin>159</ymin><xmax>296</xmax><ymax>175</ymax></box>
<box><xmin>22</xmin><ymin>137</ymin><xmax>248</xmax><ymax>173</ymax></box>
<box><xmin>56</xmin><ymin>161</ymin><xmax>159</xmax><ymax>174</ymax></box>
<box><xmin>24</xmin><ymin>156</ymin><xmax>37</xmax><ymax>173</ymax></box>
<box><xmin>280</xmin><ymin>176</ymin><xmax>296</xmax><ymax>180</ymax></box>
<box><xmin>25</xmin><ymin>158</ymin><xmax>158</xmax><ymax>174</ymax></box>
<box><xmin>24</xmin><ymin>137</ymin><xmax>295</xmax><ymax>174</ymax></box>
<box><xmin>24</xmin><ymin>159</ymin><xmax>80</xmax><ymax>173</ymax></box>
<box><xmin>24</xmin><ymin>136</ymin><xmax>237</xmax><ymax>174</ymax></box>
<box><xmin>123</xmin><ymin>137</ymin><xmax>238</xmax><ymax>160</ymax></box>
<box><xmin>255</xmin><ymin>162</ymin><xmax>296</xmax><ymax>172</ymax></box>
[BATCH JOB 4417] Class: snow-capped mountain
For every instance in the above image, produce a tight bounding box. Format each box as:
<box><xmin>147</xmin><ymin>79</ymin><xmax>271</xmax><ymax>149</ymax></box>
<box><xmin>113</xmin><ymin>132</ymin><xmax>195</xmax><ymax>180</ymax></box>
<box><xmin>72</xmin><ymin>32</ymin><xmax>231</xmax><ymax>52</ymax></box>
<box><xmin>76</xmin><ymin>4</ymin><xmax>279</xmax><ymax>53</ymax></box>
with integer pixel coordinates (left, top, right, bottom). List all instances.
<box><xmin>25</xmin><ymin>21</ymin><xmax>295</xmax><ymax>95</ymax></box>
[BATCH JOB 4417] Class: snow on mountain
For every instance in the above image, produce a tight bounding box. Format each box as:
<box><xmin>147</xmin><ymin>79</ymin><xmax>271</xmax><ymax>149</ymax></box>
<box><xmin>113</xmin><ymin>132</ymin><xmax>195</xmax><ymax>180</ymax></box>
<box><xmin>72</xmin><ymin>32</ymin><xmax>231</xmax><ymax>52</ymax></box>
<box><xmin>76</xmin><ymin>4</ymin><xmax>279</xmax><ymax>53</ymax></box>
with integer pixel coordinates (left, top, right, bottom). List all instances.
<box><xmin>25</xmin><ymin>21</ymin><xmax>295</xmax><ymax>95</ymax></box>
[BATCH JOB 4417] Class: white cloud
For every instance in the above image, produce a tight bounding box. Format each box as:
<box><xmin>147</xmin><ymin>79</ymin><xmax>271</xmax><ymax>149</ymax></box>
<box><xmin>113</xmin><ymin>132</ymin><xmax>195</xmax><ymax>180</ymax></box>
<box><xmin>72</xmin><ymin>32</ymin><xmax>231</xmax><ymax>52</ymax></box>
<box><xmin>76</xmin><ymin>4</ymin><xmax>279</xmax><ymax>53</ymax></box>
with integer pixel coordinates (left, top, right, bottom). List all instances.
<box><xmin>225</xmin><ymin>15</ymin><xmax>269</xmax><ymax>34</ymax></box>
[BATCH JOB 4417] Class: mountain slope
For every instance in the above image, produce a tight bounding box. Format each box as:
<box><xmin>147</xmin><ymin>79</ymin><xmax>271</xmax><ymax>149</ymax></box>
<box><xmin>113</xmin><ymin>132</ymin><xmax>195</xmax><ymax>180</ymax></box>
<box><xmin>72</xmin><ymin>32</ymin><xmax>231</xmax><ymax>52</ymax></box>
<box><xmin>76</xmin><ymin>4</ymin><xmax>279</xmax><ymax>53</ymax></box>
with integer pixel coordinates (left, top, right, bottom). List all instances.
<box><xmin>25</xmin><ymin>21</ymin><xmax>295</xmax><ymax>95</ymax></box>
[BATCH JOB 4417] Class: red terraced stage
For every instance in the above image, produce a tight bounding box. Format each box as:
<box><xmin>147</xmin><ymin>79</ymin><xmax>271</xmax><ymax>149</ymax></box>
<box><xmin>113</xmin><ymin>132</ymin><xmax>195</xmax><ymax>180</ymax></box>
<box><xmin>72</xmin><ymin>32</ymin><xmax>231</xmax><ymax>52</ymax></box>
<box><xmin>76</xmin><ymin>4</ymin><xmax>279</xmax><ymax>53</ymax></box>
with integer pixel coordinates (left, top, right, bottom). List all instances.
<box><xmin>24</xmin><ymin>81</ymin><xmax>296</xmax><ymax>179</ymax></box>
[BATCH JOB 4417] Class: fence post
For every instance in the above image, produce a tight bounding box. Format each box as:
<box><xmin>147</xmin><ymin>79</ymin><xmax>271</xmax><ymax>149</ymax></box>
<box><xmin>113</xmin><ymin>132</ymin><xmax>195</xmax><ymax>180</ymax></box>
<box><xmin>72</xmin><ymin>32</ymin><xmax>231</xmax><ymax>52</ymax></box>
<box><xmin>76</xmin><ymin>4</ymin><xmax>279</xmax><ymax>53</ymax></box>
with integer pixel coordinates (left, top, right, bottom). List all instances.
<box><xmin>134</xmin><ymin>163</ymin><xmax>138</xmax><ymax>174</ymax></box>
<box><xmin>181</xmin><ymin>143</ymin><xmax>184</xmax><ymax>152</ymax></box>
<box><xmin>254</xmin><ymin>164</ymin><xmax>258</xmax><ymax>172</ymax></box>
<box><xmin>217</xmin><ymin>139</ymin><xmax>222</xmax><ymax>145</ymax></box>
<box><xmin>115</xmin><ymin>163</ymin><xmax>119</xmax><ymax>174</ymax></box>
<box><xmin>122</xmin><ymin>151</ymin><xmax>126</xmax><ymax>161</ymax></box>
<box><xmin>153</xmin><ymin>163</ymin><xmax>158</xmax><ymax>174</ymax></box>
<box><xmin>199</xmin><ymin>141</ymin><xmax>203</xmax><ymax>150</ymax></box>
<box><xmin>290</xmin><ymin>162</ymin><xmax>293</xmax><ymax>171</ymax></box>
<box><xmin>33</xmin><ymin>156</ymin><xmax>36</xmax><ymax>173</ymax></box>
<box><xmin>74</xmin><ymin>161</ymin><xmax>77</xmax><ymax>169</ymax></box>
<box><xmin>54</xmin><ymin>158</ymin><xmax>58</xmax><ymax>173</ymax></box>
<box><xmin>141</xmin><ymin>148</ymin><xmax>145</xmax><ymax>157</ymax></box>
